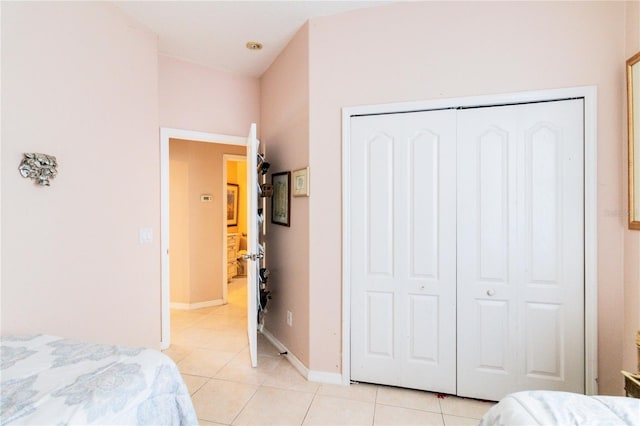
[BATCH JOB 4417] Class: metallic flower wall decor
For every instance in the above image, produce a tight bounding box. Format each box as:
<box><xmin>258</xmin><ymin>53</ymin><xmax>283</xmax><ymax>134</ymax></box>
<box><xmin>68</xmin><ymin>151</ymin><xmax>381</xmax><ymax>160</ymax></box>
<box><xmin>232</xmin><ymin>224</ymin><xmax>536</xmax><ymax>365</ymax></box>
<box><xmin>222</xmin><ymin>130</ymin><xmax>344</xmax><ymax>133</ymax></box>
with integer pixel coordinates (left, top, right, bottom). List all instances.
<box><xmin>19</xmin><ymin>153</ymin><xmax>58</xmax><ymax>186</ymax></box>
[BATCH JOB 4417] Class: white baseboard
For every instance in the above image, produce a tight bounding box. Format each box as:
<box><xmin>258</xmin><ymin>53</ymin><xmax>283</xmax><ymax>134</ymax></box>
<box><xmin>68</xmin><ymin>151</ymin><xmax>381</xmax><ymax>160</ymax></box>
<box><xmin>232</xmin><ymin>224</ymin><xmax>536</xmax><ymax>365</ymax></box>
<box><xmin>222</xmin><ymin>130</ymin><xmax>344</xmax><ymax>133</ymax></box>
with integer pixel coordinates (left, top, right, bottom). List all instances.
<box><xmin>260</xmin><ymin>328</ymin><xmax>343</xmax><ymax>386</ymax></box>
<box><xmin>308</xmin><ymin>370</ymin><xmax>343</xmax><ymax>385</ymax></box>
<box><xmin>170</xmin><ymin>299</ymin><xmax>224</xmax><ymax>310</ymax></box>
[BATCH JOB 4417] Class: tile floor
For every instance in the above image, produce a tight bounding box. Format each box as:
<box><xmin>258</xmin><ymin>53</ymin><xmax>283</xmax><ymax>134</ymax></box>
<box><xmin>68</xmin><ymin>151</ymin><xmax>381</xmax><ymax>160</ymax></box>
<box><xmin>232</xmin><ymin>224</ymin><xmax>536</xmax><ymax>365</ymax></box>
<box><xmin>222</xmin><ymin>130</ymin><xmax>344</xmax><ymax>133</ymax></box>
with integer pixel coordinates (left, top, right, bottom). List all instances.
<box><xmin>163</xmin><ymin>278</ymin><xmax>495</xmax><ymax>425</ymax></box>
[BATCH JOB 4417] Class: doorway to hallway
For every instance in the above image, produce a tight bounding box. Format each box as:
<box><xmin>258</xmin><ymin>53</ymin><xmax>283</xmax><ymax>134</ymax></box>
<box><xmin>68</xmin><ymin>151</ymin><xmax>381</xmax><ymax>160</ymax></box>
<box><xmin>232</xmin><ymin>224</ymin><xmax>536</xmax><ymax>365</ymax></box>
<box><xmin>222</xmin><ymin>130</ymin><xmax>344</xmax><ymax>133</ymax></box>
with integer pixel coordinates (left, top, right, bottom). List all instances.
<box><xmin>160</xmin><ymin>128</ymin><xmax>248</xmax><ymax>350</ymax></box>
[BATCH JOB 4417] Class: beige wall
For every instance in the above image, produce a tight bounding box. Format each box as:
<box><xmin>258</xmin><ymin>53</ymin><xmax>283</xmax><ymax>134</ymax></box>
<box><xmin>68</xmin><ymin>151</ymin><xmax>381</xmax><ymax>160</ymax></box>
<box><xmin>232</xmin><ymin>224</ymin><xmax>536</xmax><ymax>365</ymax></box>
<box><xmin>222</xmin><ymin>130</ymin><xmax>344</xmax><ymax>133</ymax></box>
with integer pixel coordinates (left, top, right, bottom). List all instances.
<box><xmin>304</xmin><ymin>1</ymin><xmax>628</xmax><ymax>393</ymax></box>
<box><xmin>624</xmin><ymin>0</ymin><xmax>640</xmax><ymax>374</ymax></box>
<box><xmin>261</xmin><ymin>23</ymin><xmax>311</xmax><ymax>365</ymax></box>
<box><xmin>1</xmin><ymin>2</ymin><xmax>161</xmax><ymax>347</ymax></box>
<box><xmin>169</xmin><ymin>139</ymin><xmax>245</xmax><ymax>304</ymax></box>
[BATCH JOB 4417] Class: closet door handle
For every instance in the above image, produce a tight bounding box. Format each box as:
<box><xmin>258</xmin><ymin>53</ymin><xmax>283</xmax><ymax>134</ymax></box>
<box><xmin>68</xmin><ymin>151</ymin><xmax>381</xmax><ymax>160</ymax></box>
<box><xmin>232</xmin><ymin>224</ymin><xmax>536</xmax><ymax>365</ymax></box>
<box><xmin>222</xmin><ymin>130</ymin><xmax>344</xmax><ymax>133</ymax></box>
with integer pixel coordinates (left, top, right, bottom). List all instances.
<box><xmin>486</xmin><ymin>289</ymin><xmax>495</xmax><ymax>296</ymax></box>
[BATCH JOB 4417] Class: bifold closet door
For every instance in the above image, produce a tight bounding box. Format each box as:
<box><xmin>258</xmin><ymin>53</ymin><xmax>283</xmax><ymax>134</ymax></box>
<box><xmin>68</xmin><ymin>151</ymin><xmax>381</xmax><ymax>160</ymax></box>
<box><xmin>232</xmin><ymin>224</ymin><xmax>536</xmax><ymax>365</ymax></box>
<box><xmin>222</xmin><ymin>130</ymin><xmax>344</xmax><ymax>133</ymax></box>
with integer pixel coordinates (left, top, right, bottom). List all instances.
<box><xmin>456</xmin><ymin>100</ymin><xmax>585</xmax><ymax>401</ymax></box>
<box><xmin>350</xmin><ymin>110</ymin><xmax>457</xmax><ymax>394</ymax></box>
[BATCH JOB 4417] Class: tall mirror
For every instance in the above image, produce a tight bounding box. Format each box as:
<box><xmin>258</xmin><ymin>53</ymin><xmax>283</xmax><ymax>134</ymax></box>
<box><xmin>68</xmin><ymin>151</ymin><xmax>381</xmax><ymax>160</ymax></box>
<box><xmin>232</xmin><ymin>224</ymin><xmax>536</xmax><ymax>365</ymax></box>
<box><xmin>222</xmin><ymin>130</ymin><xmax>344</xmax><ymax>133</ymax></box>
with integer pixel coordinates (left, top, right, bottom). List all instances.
<box><xmin>628</xmin><ymin>51</ymin><xmax>640</xmax><ymax>230</ymax></box>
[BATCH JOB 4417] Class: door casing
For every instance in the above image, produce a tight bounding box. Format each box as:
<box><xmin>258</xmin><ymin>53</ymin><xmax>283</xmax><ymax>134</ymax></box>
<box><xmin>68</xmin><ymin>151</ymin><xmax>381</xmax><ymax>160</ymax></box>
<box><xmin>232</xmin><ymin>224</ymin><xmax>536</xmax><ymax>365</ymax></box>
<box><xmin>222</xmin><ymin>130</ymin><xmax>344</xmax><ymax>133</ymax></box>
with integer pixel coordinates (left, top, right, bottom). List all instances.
<box><xmin>341</xmin><ymin>86</ymin><xmax>598</xmax><ymax>394</ymax></box>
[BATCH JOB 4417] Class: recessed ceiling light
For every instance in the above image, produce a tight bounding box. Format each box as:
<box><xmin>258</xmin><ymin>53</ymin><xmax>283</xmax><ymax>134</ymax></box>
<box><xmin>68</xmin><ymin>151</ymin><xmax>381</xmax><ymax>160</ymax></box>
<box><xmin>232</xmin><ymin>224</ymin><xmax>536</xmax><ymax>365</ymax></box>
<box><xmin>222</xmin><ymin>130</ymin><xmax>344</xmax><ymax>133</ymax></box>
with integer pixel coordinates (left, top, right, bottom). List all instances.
<box><xmin>246</xmin><ymin>41</ymin><xmax>263</xmax><ymax>51</ymax></box>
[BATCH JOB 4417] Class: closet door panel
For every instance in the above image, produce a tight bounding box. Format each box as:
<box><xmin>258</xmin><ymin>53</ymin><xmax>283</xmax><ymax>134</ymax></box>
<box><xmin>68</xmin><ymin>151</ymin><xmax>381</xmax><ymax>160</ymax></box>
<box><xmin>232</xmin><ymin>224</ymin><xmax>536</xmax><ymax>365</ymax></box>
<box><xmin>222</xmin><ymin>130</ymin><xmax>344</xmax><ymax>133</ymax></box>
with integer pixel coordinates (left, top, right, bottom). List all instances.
<box><xmin>367</xmin><ymin>133</ymin><xmax>395</xmax><ymax>276</ymax></box>
<box><xmin>457</xmin><ymin>106</ymin><xmax>519</xmax><ymax>400</ymax></box>
<box><xmin>519</xmin><ymin>101</ymin><xmax>584</xmax><ymax>392</ymax></box>
<box><xmin>409</xmin><ymin>294</ymin><xmax>440</xmax><ymax>362</ymax></box>
<box><xmin>410</xmin><ymin>131</ymin><xmax>440</xmax><ymax>279</ymax></box>
<box><xmin>528</xmin><ymin>125</ymin><xmax>560</xmax><ymax>282</ymax></box>
<box><xmin>476</xmin><ymin>299</ymin><xmax>510</xmax><ymax>372</ymax></box>
<box><xmin>350</xmin><ymin>110</ymin><xmax>457</xmax><ymax>393</ymax></box>
<box><xmin>366</xmin><ymin>292</ymin><xmax>394</xmax><ymax>357</ymax></box>
<box><xmin>457</xmin><ymin>100</ymin><xmax>584</xmax><ymax>401</ymax></box>
<box><xmin>478</xmin><ymin>129</ymin><xmax>510</xmax><ymax>282</ymax></box>
<box><xmin>525</xmin><ymin>302</ymin><xmax>564</xmax><ymax>379</ymax></box>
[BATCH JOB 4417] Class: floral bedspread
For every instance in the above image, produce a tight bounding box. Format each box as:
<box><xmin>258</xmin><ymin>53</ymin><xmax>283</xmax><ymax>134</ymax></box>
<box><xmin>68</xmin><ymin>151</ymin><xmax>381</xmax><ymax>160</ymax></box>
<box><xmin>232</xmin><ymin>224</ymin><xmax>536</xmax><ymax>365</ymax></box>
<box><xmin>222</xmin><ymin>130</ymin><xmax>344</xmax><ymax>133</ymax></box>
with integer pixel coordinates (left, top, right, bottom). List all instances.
<box><xmin>479</xmin><ymin>390</ymin><xmax>640</xmax><ymax>426</ymax></box>
<box><xmin>1</xmin><ymin>334</ymin><xmax>197</xmax><ymax>425</ymax></box>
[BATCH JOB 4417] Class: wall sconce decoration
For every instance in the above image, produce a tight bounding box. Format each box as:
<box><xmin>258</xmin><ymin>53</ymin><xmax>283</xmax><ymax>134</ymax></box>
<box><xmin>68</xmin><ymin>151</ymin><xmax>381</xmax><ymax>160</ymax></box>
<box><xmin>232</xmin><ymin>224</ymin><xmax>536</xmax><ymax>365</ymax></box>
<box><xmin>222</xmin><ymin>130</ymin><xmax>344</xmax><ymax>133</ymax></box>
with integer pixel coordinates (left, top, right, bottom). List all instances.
<box><xmin>19</xmin><ymin>153</ymin><xmax>58</xmax><ymax>186</ymax></box>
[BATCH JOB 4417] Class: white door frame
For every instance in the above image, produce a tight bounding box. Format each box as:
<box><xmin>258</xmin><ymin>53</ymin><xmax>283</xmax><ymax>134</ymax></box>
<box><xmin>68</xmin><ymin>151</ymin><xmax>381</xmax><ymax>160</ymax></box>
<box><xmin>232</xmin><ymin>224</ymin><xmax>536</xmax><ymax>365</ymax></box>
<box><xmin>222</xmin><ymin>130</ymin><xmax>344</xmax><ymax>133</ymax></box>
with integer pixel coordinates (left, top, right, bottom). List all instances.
<box><xmin>341</xmin><ymin>86</ymin><xmax>599</xmax><ymax>394</ymax></box>
<box><xmin>160</xmin><ymin>127</ymin><xmax>246</xmax><ymax>349</ymax></box>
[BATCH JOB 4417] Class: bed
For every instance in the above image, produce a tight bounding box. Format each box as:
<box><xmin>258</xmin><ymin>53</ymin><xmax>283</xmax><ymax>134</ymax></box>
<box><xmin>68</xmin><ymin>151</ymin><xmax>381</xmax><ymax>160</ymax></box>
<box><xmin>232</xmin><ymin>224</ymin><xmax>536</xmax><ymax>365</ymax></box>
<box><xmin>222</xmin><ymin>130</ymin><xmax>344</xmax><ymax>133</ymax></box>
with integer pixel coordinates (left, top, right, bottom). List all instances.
<box><xmin>1</xmin><ymin>334</ymin><xmax>197</xmax><ymax>425</ymax></box>
<box><xmin>479</xmin><ymin>390</ymin><xmax>640</xmax><ymax>426</ymax></box>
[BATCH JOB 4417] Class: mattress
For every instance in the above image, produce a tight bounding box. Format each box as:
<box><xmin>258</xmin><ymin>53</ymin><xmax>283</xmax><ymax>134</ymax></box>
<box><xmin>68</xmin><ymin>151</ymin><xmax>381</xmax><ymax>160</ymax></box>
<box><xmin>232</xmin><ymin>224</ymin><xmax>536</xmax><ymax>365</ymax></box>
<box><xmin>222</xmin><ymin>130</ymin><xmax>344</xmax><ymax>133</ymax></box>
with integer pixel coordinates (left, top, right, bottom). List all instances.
<box><xmin>479</xmin><ymin>390</ymin><xmax>640</xmax><ymax>426</ymax></box>
<box><xmin>1</xmin><ymin>334</ymin><xmax>197</xmax><ymax>425</ymax></box>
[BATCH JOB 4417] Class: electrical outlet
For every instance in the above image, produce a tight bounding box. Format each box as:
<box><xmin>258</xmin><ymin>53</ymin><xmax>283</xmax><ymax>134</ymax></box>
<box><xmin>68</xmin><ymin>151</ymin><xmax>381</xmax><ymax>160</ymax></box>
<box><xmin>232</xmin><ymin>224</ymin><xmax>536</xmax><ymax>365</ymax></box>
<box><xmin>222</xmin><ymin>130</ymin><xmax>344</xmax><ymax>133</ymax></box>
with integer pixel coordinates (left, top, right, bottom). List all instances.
<box><xmin>286</xmin><ymin>310</ymin><xmax>293</xmax><ymax>327</ymax></box>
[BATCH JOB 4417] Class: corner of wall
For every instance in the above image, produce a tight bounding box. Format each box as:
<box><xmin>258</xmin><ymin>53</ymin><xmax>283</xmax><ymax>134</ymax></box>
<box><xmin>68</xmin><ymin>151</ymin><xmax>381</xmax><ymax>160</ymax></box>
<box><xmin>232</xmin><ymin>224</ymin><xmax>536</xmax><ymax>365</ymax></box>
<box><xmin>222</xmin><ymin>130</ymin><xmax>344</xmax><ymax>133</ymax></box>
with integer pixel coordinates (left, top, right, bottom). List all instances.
<box><xmin>259</xmin><ymin>20</ymin><xmax>312</xmax><ymax>368</ymax></box>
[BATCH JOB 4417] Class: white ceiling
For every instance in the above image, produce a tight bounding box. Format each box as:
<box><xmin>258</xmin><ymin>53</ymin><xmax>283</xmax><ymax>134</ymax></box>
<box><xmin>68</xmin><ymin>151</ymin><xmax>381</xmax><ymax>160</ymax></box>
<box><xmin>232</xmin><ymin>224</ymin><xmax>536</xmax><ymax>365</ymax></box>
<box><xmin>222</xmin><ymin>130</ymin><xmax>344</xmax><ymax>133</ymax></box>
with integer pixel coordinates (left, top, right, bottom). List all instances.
<box><xmin>114</xmin><ymin>1</ymin><xmax>390</xmax><ymax>78</ymax></box>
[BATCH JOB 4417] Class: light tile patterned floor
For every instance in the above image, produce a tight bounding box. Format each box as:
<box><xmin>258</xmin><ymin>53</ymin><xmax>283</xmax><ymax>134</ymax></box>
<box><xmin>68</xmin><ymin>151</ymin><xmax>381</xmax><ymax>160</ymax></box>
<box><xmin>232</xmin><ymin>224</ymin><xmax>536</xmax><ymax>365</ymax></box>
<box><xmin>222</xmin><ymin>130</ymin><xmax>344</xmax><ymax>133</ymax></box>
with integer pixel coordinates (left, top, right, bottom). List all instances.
<box><xmin>163</xmin><ymin>278</ymin><xmax>495</xmax><ymax>425</ymax></box>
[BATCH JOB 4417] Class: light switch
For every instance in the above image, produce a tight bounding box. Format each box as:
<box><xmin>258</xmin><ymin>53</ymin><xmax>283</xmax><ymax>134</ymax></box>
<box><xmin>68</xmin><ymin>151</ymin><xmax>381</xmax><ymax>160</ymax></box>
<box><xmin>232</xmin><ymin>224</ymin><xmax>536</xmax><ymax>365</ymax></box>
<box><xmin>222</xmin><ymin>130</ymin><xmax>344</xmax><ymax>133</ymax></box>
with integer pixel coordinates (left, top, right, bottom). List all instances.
<box><xmin>139</xmin><ymin>227</ymin><xmax>153</xmax><ymax>244</ymax></box>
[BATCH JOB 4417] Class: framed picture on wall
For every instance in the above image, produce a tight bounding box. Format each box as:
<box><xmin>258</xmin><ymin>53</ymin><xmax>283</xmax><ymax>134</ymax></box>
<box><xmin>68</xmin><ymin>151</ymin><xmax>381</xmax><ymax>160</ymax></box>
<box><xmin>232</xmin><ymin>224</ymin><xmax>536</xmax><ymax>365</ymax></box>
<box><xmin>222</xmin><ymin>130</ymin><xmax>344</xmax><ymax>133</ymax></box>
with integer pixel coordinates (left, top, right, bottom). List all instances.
<box><xmin>292</xmin><ymin>167</ymin><xmax>309</xmax><ymax>197</ymax></box>
<box><xmin>271</xmin><ymin>171</ymin><xmax>290</xmax><ymax>226</ymax></box>
<box><xmin>227</xmin><ymin>183</ymin><xmax>239</xmax><ymax>226</ymax></box>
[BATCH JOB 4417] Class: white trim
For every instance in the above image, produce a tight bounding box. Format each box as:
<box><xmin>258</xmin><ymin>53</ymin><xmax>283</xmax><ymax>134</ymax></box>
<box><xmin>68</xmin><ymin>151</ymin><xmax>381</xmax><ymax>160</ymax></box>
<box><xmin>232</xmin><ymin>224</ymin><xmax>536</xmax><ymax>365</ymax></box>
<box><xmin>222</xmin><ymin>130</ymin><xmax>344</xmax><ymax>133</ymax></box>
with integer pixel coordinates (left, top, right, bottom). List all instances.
<box><xmin>170</xmin><ymin>299</ymin><xmax>225</xmax><ymax>310</ymax></box>
<box><xmin>341</xmin><ymin>86</ymin><xmax>598</xmax><ymax>393</ymax></box>
<box><xmin>343</xmin><ymin>87</ymin><xmax>593</xmax><ymax>116</ymax></box>
<box><xmin>260</xmin><ymin>328</ymin><xmax>308</xmax><ymax>377</ymax></box>
<box><xmin>222</xmin><ymin>152</ymin><xmax>228</xmax><ymax>304</ymax></box>
<box><xmin>308</xmin><ymin>370</ymin><xmax>343</xmax><ymax>385</ymax></box>
<box><xmin>160</xmin><ymin>127</ymin><xmax>247</xmax><ymax>350</ymax></box>
<box><xmin>341</xmin><ymin>111</ymin><xmax>353</xmax><ymax>386</ymax></box>
<box><xmin>161</xmin><ymin>127</ymin><xmax>247</xmax><ymax>146</ymax></box>
<box><xmin>261</xmin><ymin>328</ymin><xmax>343</xmax><ymax>385</ymax></box>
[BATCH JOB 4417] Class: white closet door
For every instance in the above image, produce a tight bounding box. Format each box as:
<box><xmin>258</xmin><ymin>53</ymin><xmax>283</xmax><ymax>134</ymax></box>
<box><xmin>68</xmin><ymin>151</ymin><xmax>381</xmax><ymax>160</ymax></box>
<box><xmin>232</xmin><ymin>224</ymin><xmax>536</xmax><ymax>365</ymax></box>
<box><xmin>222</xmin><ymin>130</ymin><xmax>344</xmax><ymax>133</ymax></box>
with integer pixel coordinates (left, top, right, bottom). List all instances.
<box><xmin>457</xmin><ymin>100</ymin><xmax>584</xmax><ymax>401</ymax></box>
<box><xmin>350</xmin><ymin>110</ymin><xmax>457</xmax><ymax>393</ymax></box>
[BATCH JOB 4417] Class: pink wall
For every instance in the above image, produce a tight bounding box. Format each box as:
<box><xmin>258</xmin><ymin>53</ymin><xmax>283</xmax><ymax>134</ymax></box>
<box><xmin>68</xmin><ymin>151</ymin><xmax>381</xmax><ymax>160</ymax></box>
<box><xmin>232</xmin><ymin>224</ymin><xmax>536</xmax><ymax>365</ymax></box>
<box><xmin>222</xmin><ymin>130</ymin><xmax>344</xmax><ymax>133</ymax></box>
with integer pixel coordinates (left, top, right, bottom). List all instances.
<box><xmin>624</xmin><ymin>0</ymin><xmax>640</xmax><ymax>374</ymax></box>
<box><xmin>306</xmin><ymin>1</ymin><xmax>628</xmax><ymax>394</ymax></box>
<box><xmin>1</xmin><ymin>2</ymin><xmax>161</xmax><ymax>347</ymax></box>
<box><xmin>1</xmin><ymin>4</ymin><xmax>261</xmax><ymax>350</ymax></box>
<box><xmin>169</xmin><ymin>139</ymin><xmax>245</xmax><ymax>305</ymax></box>
<box><xmin>159</xmin><ymin>55</ymin><xmax>260</xmax><ymax>136</ymax></box>
<box><xmin>260</xmin><ymin>23</ymin><xmax>311</xmax><ymax>365</ymax></box>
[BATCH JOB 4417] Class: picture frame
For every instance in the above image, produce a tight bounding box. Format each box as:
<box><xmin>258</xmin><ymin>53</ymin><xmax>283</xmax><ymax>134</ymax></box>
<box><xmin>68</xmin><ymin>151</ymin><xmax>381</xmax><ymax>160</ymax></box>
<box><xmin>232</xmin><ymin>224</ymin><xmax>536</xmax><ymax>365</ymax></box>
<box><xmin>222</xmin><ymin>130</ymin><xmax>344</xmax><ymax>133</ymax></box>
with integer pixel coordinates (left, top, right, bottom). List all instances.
<box><xmin>271</xmin><ymin>171</ymin><xmax>290</xmax><ymax>226</ymax></box>
<box><xmin>628</xmin><ymin>51</ymin><xmax>640</xmax><ymax>230</ymax></box>
<box><xmin>292</xmin><ymin>167</ymin><xmax>310</xmax><ymax>197</ymax></box>
<box><xmin>226</xmin><ymin>183</ymin><xmax>239</xmax><ymax>227</ymax></box>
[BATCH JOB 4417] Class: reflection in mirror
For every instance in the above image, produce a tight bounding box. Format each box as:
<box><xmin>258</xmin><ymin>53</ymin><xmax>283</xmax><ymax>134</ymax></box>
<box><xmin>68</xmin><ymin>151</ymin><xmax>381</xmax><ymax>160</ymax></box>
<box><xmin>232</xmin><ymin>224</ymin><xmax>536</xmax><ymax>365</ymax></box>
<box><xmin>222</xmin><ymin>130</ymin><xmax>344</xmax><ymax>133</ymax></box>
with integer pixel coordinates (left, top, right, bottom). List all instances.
<box><xmin>628</xmin><ymin>51</ymin><xmax>640</xmax><ymax>230</ymax></box>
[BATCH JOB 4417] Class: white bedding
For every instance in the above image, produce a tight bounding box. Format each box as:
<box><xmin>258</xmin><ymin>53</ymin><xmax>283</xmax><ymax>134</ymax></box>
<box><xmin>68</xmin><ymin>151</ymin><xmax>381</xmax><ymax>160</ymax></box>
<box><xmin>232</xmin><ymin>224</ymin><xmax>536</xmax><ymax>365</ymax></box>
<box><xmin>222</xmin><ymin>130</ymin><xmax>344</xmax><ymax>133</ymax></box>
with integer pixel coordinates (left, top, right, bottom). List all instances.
<box><xmin>1</xmin><ymin>334</ymin><xmax>197</xmax><ymax>425</ymax></box>
<box><xmin>480</xmin><ymin>390</ymin><xmax>640</xmax><ymax>426</ymax></box>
